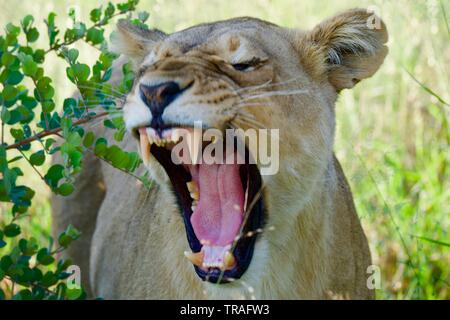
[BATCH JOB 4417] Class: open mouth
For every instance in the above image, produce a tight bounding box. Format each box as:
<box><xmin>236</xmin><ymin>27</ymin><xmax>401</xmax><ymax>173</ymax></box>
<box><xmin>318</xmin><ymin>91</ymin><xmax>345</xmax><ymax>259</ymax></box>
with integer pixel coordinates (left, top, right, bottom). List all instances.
<box><xmin>136</xmin><ymin>126</ymin><xmax>265</xmax><ymax>283</ymax></box>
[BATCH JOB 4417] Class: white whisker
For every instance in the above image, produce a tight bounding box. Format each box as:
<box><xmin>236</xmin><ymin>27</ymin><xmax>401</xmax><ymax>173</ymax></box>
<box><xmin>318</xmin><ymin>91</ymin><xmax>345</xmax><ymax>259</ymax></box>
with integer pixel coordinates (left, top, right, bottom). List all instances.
<box><xmin>242</xmin><ymin>88</ymin><xmax>309</xmax><ymax>101</ymax></box>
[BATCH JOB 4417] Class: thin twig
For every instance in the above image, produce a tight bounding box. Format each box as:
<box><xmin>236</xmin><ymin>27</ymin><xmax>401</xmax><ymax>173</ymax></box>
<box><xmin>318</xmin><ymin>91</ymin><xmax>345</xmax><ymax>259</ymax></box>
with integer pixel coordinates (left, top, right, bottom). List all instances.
<box><xmin>5</xmin><ymin>111</ymin><xmax>112</xmax><ymax>150</ymax></box>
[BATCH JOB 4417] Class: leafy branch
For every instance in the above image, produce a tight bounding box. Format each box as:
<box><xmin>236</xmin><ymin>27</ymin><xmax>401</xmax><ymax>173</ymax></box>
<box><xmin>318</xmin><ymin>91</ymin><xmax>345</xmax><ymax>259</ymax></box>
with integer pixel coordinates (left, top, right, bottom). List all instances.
<box><xmin>0</xmin><ymin>0</ymin><xmax>151</xmax><ymax>300</ymax></box>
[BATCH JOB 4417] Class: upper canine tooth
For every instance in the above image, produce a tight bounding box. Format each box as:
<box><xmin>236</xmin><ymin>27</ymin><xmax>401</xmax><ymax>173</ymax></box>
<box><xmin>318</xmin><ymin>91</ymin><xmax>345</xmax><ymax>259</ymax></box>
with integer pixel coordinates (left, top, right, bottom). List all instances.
<box><xmin>187</xmin><ymin>181</ymin><xmax>199</xmax><ymax>193</ymax></box>
<box><xmin>172</xmin><ymin>129</ymin><xmax>181</xmax><ymax>143</ymax></box>
<box><xmin>223</xmin><ymin>251</ymin><xmax>236</xmax><ymax>270</ymax></box>
<box><xmin>190</xmin><ymin>191</ymin><xmax>199</xmax><ymax>200</ymax></box>
<box><xmin>139</xmin><ymin>132</ymin><xmax>150</xmax><ymax>165</ymax></box>
<box><xmin>184</xmin><ymin>251</ymin><xmax>204</xmax><ymax>267</ymax></box>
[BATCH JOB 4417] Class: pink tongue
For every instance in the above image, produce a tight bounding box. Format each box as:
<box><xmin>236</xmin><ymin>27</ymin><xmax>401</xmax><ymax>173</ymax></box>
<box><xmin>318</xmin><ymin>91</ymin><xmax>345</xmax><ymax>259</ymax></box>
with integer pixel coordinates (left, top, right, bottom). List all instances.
<box><xmin>190</xmin><ymin>162</ymin><xmax>245</xmax><ymax>247</ymax></box>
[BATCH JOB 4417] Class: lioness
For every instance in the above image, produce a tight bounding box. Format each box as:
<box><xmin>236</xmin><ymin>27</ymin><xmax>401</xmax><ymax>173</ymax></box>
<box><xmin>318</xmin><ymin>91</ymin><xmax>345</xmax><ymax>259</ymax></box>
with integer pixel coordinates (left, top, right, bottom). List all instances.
<box><xmin>53</xmin><ymin>8</ymin><xmax>388</xmax><ymax>299</ymax></box>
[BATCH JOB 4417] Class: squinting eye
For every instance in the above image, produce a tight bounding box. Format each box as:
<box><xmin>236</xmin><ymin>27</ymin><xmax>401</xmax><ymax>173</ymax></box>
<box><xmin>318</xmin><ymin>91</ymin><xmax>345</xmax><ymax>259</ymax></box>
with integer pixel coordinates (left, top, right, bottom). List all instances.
<box><xmin>232</xmin><ymin>63</ymin><xmax>253</xmax><ymax>71</ymax></box>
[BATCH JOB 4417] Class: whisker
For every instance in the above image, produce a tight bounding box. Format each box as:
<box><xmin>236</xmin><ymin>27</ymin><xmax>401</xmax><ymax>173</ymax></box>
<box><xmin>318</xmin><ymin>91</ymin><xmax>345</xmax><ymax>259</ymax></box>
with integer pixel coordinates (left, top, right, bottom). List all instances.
<box><xmin>242</xmin><ymin>88</ymin><xmax>309</xmax><ymax>101</ymax></box>
<box><xmin>234</xmin><ymin>75</ymin><xmax>304</xmax><ymax>94</ymax></box>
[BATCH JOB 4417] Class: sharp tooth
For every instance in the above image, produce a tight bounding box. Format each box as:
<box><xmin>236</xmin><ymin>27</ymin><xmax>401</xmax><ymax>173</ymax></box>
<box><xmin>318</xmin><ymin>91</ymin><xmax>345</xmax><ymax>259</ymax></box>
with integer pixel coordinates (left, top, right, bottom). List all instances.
<box><xmin>187</xmin><ymin>181</ymin><xmax>200</xmax><ymax>200</ymax></box>
<box><xmin>190</xmin><ymin>191</ymin><xmax>199</xmax><ymax>200</ymax></box>
<box><xmin>191</xmin><ymin>204</ymin><xmax>197</xmax><ymax>212</ymax></box>
<box><xmin>223</xmin><ymin>251</ymin><xmax>236</xmax><ymax>270</ymax></box>
<box><xmin>184</xmin><ymin>251</ymin><xmax>204</xmax><ymax>267</ymax></box>
<box><xmin>172</xmin><ymin>129</ymin><xmax>181</xmax><ymax>143</ymax></box>
<box><xmin>140</xmin><ymin>132</ymin><xmax>150</xmax><ymax>165</ymax></box>
<box><xmin>187</xmin><ymin>181</ymin><xmax>198</xmax><ymax>193</ymax></box>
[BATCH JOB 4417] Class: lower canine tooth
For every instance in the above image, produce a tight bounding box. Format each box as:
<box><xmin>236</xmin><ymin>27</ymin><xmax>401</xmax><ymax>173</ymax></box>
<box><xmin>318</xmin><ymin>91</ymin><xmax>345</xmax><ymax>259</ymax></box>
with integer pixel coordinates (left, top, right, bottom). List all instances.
<box><xmin>184</xmin><ymin>251</ymin><xmax>204</xmax><ymax>267</ymax></box>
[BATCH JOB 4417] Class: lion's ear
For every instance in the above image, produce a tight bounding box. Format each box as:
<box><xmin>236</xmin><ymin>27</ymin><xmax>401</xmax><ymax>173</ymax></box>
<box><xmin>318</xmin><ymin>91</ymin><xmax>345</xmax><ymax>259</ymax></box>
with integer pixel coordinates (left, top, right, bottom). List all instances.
<box><xmin>297</xmin><ymin>8</ymin><xmax>388</xmax><ymax>91</ymax></box>
<box><xmin>111</xmin><ymin>20</ymin><xmax>166</xmax><ymax>65</ymax></box>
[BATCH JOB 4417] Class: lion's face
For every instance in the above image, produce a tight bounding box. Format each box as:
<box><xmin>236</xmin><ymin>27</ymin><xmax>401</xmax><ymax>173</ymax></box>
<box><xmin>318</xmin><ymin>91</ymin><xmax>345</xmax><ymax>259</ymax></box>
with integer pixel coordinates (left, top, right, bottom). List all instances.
<box><xmin>115</xmin><ymin>10</ymin><xmax>387</xmax><ymax>286</ymax></box>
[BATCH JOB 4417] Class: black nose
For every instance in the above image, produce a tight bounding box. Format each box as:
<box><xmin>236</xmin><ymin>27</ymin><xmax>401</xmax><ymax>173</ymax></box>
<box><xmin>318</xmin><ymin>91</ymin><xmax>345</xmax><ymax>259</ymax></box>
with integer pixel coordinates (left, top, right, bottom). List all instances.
<box><xmin>139</xmin><ymin>81</ymin><xmax>182</xmax><ymax>119</ymax></box>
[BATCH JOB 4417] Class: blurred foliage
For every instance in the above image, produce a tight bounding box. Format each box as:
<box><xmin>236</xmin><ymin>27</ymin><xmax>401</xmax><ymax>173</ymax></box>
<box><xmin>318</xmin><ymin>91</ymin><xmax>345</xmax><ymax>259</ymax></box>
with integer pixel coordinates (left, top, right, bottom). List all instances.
<box><xmin>0</xmin><ymin>0</ymin><xmax>448</xmax><ymax>300</ymax></box>
<box><xmin>0</xmin><ymin>0</ymin><xmax>153</xmax><ymax>299</ymax></box>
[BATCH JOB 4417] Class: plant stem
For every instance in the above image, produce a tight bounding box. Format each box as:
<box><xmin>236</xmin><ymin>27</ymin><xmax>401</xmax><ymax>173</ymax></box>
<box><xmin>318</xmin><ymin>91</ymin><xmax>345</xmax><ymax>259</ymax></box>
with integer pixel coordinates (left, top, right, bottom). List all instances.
<box><xmin>5</xmin><ymin>111</ymin><xmax>111</xmax><ymax>150</ymax></box>
<box><xmin>18</xmin><ymin>149</ymin><xmax>45</xmax><ymax>181</ymax></box>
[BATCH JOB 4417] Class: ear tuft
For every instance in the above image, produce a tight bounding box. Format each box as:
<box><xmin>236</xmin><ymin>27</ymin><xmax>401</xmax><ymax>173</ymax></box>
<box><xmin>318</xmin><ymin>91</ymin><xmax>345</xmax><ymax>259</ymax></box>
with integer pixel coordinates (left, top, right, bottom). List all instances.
<box><xmin>297</xmin><ymin>8</ymin><xmax>388</xmax><ymax>91</ymax></box>
<box><xmin>110</xmin><ymin>20</ymin><xmax>166</xmax><ymax>65</ymax></box>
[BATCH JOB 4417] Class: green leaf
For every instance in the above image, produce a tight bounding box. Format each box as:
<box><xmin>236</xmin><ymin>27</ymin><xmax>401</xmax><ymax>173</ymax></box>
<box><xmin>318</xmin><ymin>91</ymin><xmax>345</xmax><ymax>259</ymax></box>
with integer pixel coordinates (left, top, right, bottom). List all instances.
<box><xmin>37</xmin><ymin>248</ymin><xmax>55</xmax><ymax>265</ymax></box>
<box><xmin>90</xmin><ymin>8</ymin><xmax>102</xmax><ymax>22</ymax></box>
<box><xmin>83</xmin><ymin>131</ymin><xmax>95</xmax><ymax>148</ymax></box>
<box><xmin>86</xmin><ymin>27</ymin><xmax>104</xmax><ymax>45</ymax></box>
<box><xmin>6</xmin><ymin>23</ymin><xmax>21</xmax><ymax>36</ymax></box>
<box><xmin>1</xmin><ymin>108</ymin><xmax>11</xmax><ymax>123</ymax></box>
<box><xmin>1</xmin><ymin>52</ymin><xmax>16</xmax><ymax>66</ymax></box>
<box><xmin>105</xmin><ymin>2</ymin><xmax>115</xmax><ymax>17</ymax></box>
<box><xmin>30</xmin><ymin>150</ymin><xmax>46</xmax><ymax>166</ymax></box>
<box><xmin>67</xmin><ymin>48</ymin><xmax>79</xmax><ymax>63</ymax></box>
<box><xmin>0</xmin><ymin>255</ymin><xmax>13</xmax><ymax>271</ymax></box>
<box><xmin>57</xmin><ymin>183</ymin><xmax>74</xmax><ymax>196</ymax></box>
<box><xmin>67</xmin><ymin>131</ymin><xmax>82</xmax><ymax>146</ymax></box>
<box><xmin>41</xmin><ymin>271</ymin><xmax>58</xmax><ymax>287</ymax></box>
<box><xmin>2</xmin><ymin>85</ymin><xmax>18</xmax><ymax>101</ymax></box>
<box><xmin>45</xmin><ymin>138</ymin><xmax>56</xmax><ymax>150</ymax></box>
<box><xmin>22</xmin><ymin>15</ymin><xmax>34</xmax><ymax>30</ymax></box>
<box><xmin>26</xmin><ymin>28</ymin><xmax>39</xmax><ymax>42</ymax></box>
<box><xmin>13</xmin><ymin>289</ymin><xmax>33</xmax><ymax>300</ymax></box>
<box><xmin>19</xmin><ymin>237</ymin><xmax>38</xmax><ymax>256</ymax></box>
<box><xmin>6</xmin><ymin>70</ymin><xmax>24</xmax><ymax>85</ymax></box>
<box><xmin>69</xmin><ymin>63</ymin><xmax>90</xmax><ymax>82</ymax></box>
<box><xmin>66</xmin><ymin>286</ymin><xmax>83</xmax><ymax>300</ymax></box>
<box><xmin>19</xmin><ymin>54</ymin><xmax>38</xmax><ymax>78</ymax></box>
<box><xmin>45</xmin><ymin>12</ymin><xmax>59</xmax><ymax>46</ymax></box>
<box><xmin>58</xmin><ymin>234</ymin><xmax>72</xmax><ymax>248</ymax></box>
<box><xmin>94</xmin><ymin>137</ymin><xmax>108</xmax><ymax>157</ymax></box>
<box><xmin>33</xmin><ymin>49</ymin><xmax>45</xmax><ymax>63</ymax></box>
<box><xmin>44</xmin><ymin>164</ymin><xmax>64</xmax><ymax>189</ymax></box>
<box><xmin>4</xmin><ymin>223</ymin><xmax>21</xmax><ymax>237</ymax></box>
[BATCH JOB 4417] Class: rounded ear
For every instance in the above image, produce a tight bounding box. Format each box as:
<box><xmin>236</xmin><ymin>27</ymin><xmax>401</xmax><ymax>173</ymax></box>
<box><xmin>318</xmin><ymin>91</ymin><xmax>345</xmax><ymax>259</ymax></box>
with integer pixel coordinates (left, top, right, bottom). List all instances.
<box><xmin>110</xmin><ymin>20</ymin><xmax>167</xmax><ymax>66</ymax></box>
<box><xmin>296</xmin><ymin>8</ymin><xmax>388</xmax><ymax>91</ymax></box>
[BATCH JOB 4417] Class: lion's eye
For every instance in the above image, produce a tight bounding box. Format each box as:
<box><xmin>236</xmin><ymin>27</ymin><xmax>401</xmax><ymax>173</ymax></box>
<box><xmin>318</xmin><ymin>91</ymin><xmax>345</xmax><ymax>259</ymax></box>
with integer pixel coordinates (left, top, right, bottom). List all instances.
<box><xmin>232</xmin><ymin>63</ymin><xmax>253</xmax><ymax>71</ymax></box>
<box><xmin>231</xmin><ymin>57</ymin><xmax>262</xmax><ymax>72</ymax></box>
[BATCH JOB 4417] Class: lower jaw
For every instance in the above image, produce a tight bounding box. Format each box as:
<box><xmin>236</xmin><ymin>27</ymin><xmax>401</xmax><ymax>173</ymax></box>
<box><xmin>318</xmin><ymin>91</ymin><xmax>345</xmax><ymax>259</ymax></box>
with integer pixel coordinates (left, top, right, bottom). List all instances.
<box><xmin>182</xmin><ymin>163</ymin><xmax>265</xmax><ymax>284</ymax></box>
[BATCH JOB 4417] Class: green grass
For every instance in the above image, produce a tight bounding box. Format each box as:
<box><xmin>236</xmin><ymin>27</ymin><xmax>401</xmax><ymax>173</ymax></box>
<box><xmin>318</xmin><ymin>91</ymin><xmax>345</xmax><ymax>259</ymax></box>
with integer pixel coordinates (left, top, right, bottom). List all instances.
<box><xmin>0</xmin><ymin>0</ymin><xmax>448</xmax><ymax>299</ymax></box>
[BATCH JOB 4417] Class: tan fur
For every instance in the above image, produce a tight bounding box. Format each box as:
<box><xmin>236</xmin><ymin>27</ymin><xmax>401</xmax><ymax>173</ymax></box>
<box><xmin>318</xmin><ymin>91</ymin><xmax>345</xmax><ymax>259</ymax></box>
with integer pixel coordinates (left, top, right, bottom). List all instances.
<box><xmin>53</xmin><ymin>9</ymin><xmax>387</xmax><ymax>299</ymax></box>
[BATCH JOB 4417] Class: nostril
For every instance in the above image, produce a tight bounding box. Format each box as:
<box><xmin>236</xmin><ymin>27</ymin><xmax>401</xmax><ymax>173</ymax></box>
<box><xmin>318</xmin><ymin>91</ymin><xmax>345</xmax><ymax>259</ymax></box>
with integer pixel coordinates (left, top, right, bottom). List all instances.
<box><xmin>158</xmin><ymin>82</ymin><xmax>181</xmax><ymax>99</ymax></box>
<box><xmin>139</xmin><ymin>81</ymin><xmax>182</xmax><ymax>117</ymax></box>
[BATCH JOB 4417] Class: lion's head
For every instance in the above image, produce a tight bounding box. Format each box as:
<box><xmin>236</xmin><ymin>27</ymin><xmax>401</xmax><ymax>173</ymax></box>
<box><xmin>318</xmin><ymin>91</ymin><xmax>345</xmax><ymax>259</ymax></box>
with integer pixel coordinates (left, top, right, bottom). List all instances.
<box><xmin>113</xmin><ymin>9</ymin><xmax>387</xmax><ymax>286</ymax></box>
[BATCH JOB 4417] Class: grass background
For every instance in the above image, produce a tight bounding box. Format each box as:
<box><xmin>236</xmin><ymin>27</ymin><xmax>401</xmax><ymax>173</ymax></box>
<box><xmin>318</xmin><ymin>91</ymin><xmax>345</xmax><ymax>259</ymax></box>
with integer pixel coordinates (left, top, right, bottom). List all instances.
<box><xmin>0</xmin><ymin>0</ymin><xmax>448</xmax><ymax>299</ymax></box>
